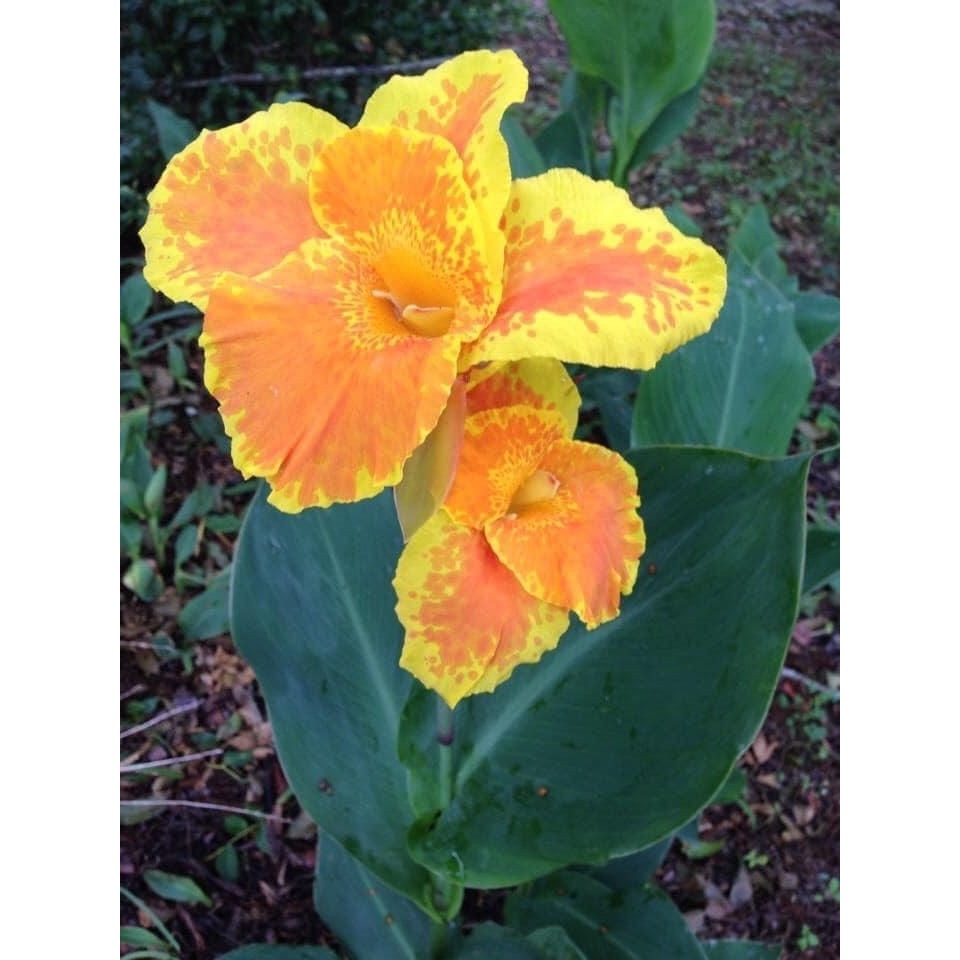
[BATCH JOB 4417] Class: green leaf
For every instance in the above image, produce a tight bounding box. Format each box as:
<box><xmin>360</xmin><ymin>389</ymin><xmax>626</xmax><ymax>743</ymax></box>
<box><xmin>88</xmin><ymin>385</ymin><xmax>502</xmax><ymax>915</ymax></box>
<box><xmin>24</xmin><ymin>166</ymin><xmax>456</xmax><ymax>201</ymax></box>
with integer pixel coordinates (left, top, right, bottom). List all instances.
<box><xmin>119</xmin><ymin>926</ymin><xmax>173</xmax><ymax>951</ymax></box>
<box><xmin>793</xmin><ymin>291</ymin><xmax>840</xmax><ymax>354</ymax></box>
<box><xmin>146</xmin><ymin>99</ymin><xmax>199</xmax><ymax>160</ymax></box>
<box><xmin>558</xmin><ymin>70</ymin><xmax>609</xmax><ymax>178</ymax></box>
<box><xmin>312</xmin><ymin>830</ymin><xmax>433</xmax><ymax>959</ymax></box>
<box><xmin>534</xmin><ymin>111</ymin><xmax>590</xmax><ymax>173</ymax></box>
<box><xmin>576</xmin><ymin>368</ymin><xmax>638</xmax><ymax>453</ymax></box>
<box><xmin>173</xmin><ymin>524</ymin><xmax>199</xmax><ymax>569</ymax></box>
<box><xmin>502</xmin><ymin>113</ymin><xmax>547</xmax><ymax>179</ymax></box>
<box><xmin>405</xmin><ymin>447</ymin><xmax>809</xmax><ymax>887</ymax></box>
<box><xmin>632</xmin><ymin>206</ymin><xmax>813</xmax><ymax>456</ymax></box>
<box><xmin>548</xmin><ymin>0</ymin><xmax>715</xmax><ymax>183</ymax></box>
<box><xmin>144</xmin><ymin>464</ymin><xmax>168</xmax><ymax>517</ymax></box>
<box><xmin>179</xmin><ymin>570</ymin><xmax>231</xmax><ymax>641</ymax></box>
<box><xmin>121</xmin><ymin>273</ymin><xmax>154</xmax><ymax>329</ymax></box>
<box><xmin>580</xmin><ymin>838</ymin><xmax>673</xmax><ymax>891</ymax></box>
<box><xmin>676</xmin><ymin>818</ymin><xmax>725</xmax><ymax>859</ymax></box>
<box><xmin>232</xmin><ymin>449</ymin><xmax>807</xmax><ymax>894</ymax></box>
<box><xmin>231</xmin><ymin>486</ymin><xmax>436</xmax><ymax>909</ymax></box>
<box><xmin>630</xmin><ymin>78</ymin><xmax>705</xmax><ymax>169</ymax></box>
<box><xmin>803</xmin><ymin>524</ymin><xmax>840</xmax><ymax>595</ymax></box>
<box><xmin>525</xmin><ymin>926</ymin><xmax>589</xmax><ymax>959</ymax></box>
<box><xmin>701</xmin><ymin>942</ymin><xmax>781</xmax><ymax>959</ymax></box>
<box><xmin>121</xmin><ymin>517</ymin><xmax>144</xmax><ymax>560</ymax></box>
<box><xmin>506</xmin><ymin>871</ymin><xmax>706</xmax><ymax>959</ymax></box>
<box><xmin>217</xmin><ymin>947</ymin><xmax>338</xmax><ymax>960</ymax></box>
<box><xmin>142</xmin><ymin>868</ymin><xmax>212</xmax><ymax>907</ymax></box>
<box><xmin>711</xmin><ymin>766</ymin><xmax>747</xmax><ymax>806</ymax></box>
<box><xmin>121</xmin><ymin>406</ymin><xmax>153</xmax><ymax>490</ymax></box>
<box><xmin>123</xmin><ymin>559</ymin><xmax>164</xmax><ymax>602</ymax></box>
<box><xmin>450</xmin><ymin>922</ymin><xmax>588</xmax><ymax>958</ymax></box>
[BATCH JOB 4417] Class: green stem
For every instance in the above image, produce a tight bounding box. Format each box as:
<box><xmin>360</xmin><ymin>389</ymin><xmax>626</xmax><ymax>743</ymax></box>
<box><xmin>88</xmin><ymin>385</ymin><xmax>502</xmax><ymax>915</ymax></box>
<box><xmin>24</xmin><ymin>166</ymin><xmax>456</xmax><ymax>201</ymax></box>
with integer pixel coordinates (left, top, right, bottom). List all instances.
<box><xmin>428</xmin><ymin>695</ymin><xmax>462</xmax><ymax>932</ymax></box>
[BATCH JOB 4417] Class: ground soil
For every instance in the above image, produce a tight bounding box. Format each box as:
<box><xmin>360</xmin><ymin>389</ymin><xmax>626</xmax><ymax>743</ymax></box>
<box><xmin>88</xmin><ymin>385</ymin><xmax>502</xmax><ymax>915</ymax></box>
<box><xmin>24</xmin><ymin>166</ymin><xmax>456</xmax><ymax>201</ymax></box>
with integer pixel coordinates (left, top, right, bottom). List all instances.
<box><xmin>121</xmin><ymin>3</ymin><xmax>839</xmax><ymax>957</ymax></box>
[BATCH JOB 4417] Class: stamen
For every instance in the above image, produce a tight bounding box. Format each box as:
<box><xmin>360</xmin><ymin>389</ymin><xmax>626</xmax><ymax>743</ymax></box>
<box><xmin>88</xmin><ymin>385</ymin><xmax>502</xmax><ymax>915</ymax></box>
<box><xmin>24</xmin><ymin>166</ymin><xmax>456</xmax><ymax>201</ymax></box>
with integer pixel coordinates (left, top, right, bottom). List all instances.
<box><xmin>509</xmin><ymin>470</ymin><xmax>560</xmax><ymax>512</ymax></box>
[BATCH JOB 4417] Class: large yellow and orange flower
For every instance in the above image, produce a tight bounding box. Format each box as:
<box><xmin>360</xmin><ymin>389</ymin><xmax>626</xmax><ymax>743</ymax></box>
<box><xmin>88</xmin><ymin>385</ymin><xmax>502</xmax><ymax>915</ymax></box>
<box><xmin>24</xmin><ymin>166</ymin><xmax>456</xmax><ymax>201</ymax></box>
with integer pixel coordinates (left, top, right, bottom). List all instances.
<box><xmin>141</xmin><ymin>50</ymin><xmax>726</xmax><ymax>512</ymax></box>
<box><xmin>394</xmin><ymin>360</ymin><xmax>645</xmax><ymax>707</ymax></box>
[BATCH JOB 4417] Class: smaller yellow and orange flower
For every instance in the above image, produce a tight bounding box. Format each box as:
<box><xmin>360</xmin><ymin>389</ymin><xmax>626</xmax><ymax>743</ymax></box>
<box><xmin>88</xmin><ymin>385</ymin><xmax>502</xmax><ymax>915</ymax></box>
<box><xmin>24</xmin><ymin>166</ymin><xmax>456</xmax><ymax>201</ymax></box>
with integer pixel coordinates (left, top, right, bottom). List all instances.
<box><xmin>394</xmin><ymin>361</ymin><xmax>645</xmax><ymax>707</ymax></box>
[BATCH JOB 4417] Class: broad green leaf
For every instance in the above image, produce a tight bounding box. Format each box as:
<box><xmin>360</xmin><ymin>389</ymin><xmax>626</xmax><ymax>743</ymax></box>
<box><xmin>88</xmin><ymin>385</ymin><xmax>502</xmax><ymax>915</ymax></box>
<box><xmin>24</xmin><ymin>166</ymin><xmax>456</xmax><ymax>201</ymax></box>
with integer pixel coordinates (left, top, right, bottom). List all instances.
<box><xmin>405</xmin><ymin>448</ymin><xmax>809</xmax><ymax>887</ymax></box>
<box><xmin>179</xmin><ymin>569</ymin><xmax>231</xmax><ymax>641</ymax></box>
<box><xmin>142</xmin><ymin>868</ymin><xmax>212</xmax><ymax>907</ymax></box>
<box><xmin>793</xmin><ymin>291</ymin><xmax>840</xmax><ymax>354</ymax></box>
<box><xmin>701</xmin><ymin>942</ymin><xmax>781</xmax><ymax>959</ymax></box>
<box><xmin>506</xmin><ymin>871</ymin><xmax>706</xmax><ymax>959</ymax></box>
<box><xmin>450</xmin><ymin>923</ymin><xmax>545</xmax><ymax>959</ymax></box>
<box><xmin>534</xmin><ymin>112</ymin><xmax>590</xmax><ymax>173</ymax></box>
<box><xmin>312</xmin><ymin>830</ymin><xmax>433</xmax><ymax>960</ymax></box>
<box><xmin>548</xmin><ymin>0</ymin><xmax>715</xmax><ymax>183</ymax></box>
<box><xmin>121</xmin><ymin>272</ymin><xmax>153</xmax><ymax>329</ymax></box>
<box><xmin>218</xmin><ymin>947</ymin><xmax>338</xmax><ymax>960</ymax></box>
<box><xmin>231</xmin><ymin>486</ymin><xmax>435</xmax><ymax>909</ymax></box>
<box><xmin>632</xmin><ymin>207</ymin><xmax>813</xmax><ymax>455</ymax></box>
<box><xmin>502</xmin><ymin>113</ymin><xmax>547</xmax><ymax>179</ymax></box>
<box><xmin>630</xmin><ymin>78</ymin><xmax>705</xmax><ymax>169</ymax></box>
<box><xmin>576</xmin><ymin>368</ymin><xmax>637</xmax><ymax>453</ymax></box>
<box><xmin>581</xmin><ymin>837</ymin><xmax>673</xmax><ymax>891</ymax></box>
<box><xmin>525</xmin><ymin>926</ymin><xmax>589</xmax><ymax>959</ymax></box>
<box><xmin>146</xmin><ymin>98</ymin><xmax>199</xmax><ymax>160</ymax></box>
<box><xmin>450</xmin><ymin>922</ymin><xmax>587</xmax><ymax>958</ymax></box>
<box><xmin>803</xmin><ymin>524</ymin><xmax>840</xmax><ymax>595</ymax></box>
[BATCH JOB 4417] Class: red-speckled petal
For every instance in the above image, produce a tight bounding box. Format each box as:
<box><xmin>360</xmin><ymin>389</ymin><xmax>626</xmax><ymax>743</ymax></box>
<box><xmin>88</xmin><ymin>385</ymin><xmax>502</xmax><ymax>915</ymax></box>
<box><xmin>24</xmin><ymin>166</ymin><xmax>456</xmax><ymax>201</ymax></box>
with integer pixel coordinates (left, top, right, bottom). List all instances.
<box><xmin>486</xmin><ymin>439</ymin><xmax>645</xmax><ymax>628</ymax></box>
<box><xmin>444</xmin><ymin>405</ymin><xmax>569</xmax><ymax>529</ymax></box>
<box><xmin>395</xmin><ymin>511</ymin><xmax>570</xmax><ymax>708</ymax></box>
<box><xmin>464</xmin><ymin>358</ymin><xmax>580</xmax><ymax>436</ymax></box>
<box><xmin>309</xmin><ymin>125</ymin><xmax>499</xmax><ymax>342</ymax></box>
<box><xmin>462</xmin><ymin>169</ymin><xmax>727</xmax><ymax>370</ymax></box>
<box><xmin>359</xmin><ymin>50</ymin><xmax>527</xmax><ymax>257</ymax></box>
<box><xmin>141</xmin><ymin>102</ymin><xmax>347</xmax><ymax>309</ymax></box>
<box><xmin>200</xmin><ymin>238</ymin><xmax>461</xmax><ymax>511</ymax></box>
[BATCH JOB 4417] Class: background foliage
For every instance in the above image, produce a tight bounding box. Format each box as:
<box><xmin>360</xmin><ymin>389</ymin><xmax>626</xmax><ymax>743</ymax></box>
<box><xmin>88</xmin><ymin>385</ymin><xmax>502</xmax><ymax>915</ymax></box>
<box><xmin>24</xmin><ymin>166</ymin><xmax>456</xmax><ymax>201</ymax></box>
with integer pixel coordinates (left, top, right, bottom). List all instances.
<box><xmin>121</xmin><ymin>0</ymin><xmax>523</xmax><ymax>242</ymax></box>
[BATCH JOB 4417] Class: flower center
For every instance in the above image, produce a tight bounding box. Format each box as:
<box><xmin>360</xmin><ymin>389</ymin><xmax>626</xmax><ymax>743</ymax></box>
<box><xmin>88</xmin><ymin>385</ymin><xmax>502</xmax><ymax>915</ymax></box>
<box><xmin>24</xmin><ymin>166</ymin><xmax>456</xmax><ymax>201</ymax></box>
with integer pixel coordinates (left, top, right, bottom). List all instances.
<box><xmin>372</xmin><ymin>247</ymin><xmax>456</xmax><ymax>338</ymax></box>
<box><xmin>509</xmin><ymin>469</ymin><xmax>560</xmax><ymax>512</ymax></box>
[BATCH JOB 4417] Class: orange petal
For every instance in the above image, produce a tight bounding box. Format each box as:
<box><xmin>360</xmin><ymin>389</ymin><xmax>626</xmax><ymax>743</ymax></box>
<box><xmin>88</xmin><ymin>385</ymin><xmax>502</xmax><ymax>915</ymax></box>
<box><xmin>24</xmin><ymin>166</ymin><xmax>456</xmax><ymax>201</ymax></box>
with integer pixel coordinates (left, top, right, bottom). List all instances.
<box><xmin>359</xmin><ymin>50</ymin><xmax>527</xmax><ymax>254</ymax></box>
<box><xmin>201</xmin><ymin>239</ymin><xmax>461</xmax><ymax>511</ymax></box>
<box><xmin>486</xmin><ymin>439</ymin><xmax>645</xmax><ymax>628</ymax></box>
<box><xmin>464</xmin><ymin>358</ymin><xmax>581</xmax><ymax>436</ymax></box>
<box><xmin>309</xmin><ymin>125</ymin><xmax>499</xmax><ymax>342</ymax></box>
<box><xmin>395</xmin><ymin>511</ymin><xmax>570</xmax><ymax>708</ymax></box>
<box><xmin>444</xmin><ymin>405</ymin><xmax>569</xmax><ymax>529</ymax></box>
<box><xmin>141</xmin><ymin>102</ymin><xmax>347</xmax><ymax>309</ymax></box>
<box><xmin>462</xmin><ymin>169</ymin><xmax>727</xmax><ymax>370</ymax></box>
<box><xmin>394</xmin><ymin>378</ymin><xmax>467</xmax><ymax>542</ymax></box>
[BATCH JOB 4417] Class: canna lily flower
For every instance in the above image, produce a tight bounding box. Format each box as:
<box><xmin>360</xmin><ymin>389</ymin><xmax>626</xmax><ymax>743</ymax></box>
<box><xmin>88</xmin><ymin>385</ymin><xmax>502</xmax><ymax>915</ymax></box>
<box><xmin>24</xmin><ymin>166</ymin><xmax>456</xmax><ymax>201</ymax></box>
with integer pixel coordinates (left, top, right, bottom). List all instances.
<box><xmin>394</xmin><ymin>360</ymin><xmax>645</xmax><ymax>707</ymax></box>
<box><xmin>140</xmin><ymin>50</ymin><xmax>725</xmax><ymax>512</ymax></box>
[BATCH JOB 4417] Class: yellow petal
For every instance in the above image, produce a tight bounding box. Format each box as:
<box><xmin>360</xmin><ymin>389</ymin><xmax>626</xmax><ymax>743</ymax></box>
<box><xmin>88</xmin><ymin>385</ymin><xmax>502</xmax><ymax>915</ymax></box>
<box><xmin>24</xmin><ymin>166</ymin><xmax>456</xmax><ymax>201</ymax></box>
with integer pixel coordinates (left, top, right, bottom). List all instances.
<box><xmin>486</xmin><ymin>439</ymin><xmax>645</xmax><ymax>627</ymax></box>
<box><xmin>462</xmin><ymin>169</ymin><xmax>727</xmax><ymax>369</ymax></box>
<box><xmin>359</xmin><ymin>49</ymin><xmax>528</xmax><ymax>258</ymax></box>
<box><xmin>395</xmin><ymin>511</ymin><xmax>569</xmax><ymax>708</ymax></box>
<box><xmin>141</xmin><ymin>102</ymin><xmax>347</xmax><ymax>309</ymax></box>
<box><xmin>463</xmin><ymin>358</ymin><xmax>581</xmax><ymax>436</ymax></box>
